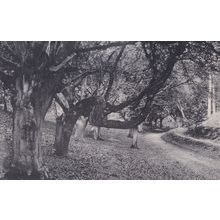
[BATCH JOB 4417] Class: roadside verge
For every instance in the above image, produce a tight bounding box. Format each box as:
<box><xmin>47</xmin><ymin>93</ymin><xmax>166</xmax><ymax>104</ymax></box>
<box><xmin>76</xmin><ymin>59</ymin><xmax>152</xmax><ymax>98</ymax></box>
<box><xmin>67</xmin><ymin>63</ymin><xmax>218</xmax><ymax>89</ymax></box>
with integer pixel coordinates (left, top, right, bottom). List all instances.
<box><xmin>161</xmin><ymin>129</ymin><xmax>220</xmax><ymax>159</ymax></box>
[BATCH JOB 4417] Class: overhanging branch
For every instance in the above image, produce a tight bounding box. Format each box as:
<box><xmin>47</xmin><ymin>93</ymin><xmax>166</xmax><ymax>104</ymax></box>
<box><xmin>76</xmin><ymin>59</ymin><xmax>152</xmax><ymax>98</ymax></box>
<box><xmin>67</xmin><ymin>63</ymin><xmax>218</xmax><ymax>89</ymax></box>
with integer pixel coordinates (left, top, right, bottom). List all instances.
<box><xmin>49</xmin><ymin>41</ymin><xmax>136</xmax><ymax>72</ymax></box>
<box><xmin>104</xmin><ymin>45</ymin><xmax>126</xmax><ymax>100</ymax></box>
<box><xmin>106</xmin><ymin>42</ymin><xmax>186</xmax><ymax>113</ymax></box>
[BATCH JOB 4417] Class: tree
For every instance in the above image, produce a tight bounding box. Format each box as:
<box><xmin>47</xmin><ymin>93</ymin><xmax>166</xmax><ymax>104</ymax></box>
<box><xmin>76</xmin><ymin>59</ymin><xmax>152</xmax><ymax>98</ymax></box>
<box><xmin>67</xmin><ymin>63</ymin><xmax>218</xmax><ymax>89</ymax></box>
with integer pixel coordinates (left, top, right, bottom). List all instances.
<box><xmin>207</xmin><ymin>72</ymin><xmax>216</xmax><ymax>117</ymax></box>
<box><xmin>54</xmin><ymin>91</ymin><xmax>96</xmax><ymax>156</ymax></box>
<box><xmin>91</xmin><ymin>42</ymin><xmax>187</xmax><ymax>129</ymax></box>
<box><xmin>53</xmin><ymin>45</ymin><xmax>126</xmax><ymax>155</ymax></box>
<box><xmin>0</xmin><ymin>41</ymin><xmax>131</xmax><ymax>178</ymax></box>
<box><xmin>0</xmin><ymin>41</ymin><xmax>219</xmax><ymax>178</ymax></box>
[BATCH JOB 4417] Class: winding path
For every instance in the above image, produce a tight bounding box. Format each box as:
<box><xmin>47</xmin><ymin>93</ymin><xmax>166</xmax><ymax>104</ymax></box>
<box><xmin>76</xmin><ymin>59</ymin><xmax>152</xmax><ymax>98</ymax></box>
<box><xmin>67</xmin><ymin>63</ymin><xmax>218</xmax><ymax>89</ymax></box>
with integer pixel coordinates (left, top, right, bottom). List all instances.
<box><xmin>141</xmin><ymin>132</ymin><xmax>220</xmax><ymax>179</ymax></box>
<box><xmin>1</xmin><ymin>107</ymin><xmax>220</xmax><ymax>179</ymax></box>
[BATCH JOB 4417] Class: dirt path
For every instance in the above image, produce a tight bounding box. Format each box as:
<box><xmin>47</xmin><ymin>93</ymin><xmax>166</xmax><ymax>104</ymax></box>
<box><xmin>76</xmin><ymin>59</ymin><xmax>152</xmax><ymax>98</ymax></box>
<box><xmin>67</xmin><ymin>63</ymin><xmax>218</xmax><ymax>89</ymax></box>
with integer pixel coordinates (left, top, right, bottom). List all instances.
<box><xmin>143</xmin><ymin>132</ymin><xmax>220</xmax><ymax>179</ymax></box>
<box><xmin>46</xmin><ymin>128</ymin><xmax>220</xmax><ymax>179</ymax></box>
<box><xmin>1</xmin><ymin>108</ymin><xmax>220</xmax><ymax>179</ymax></box>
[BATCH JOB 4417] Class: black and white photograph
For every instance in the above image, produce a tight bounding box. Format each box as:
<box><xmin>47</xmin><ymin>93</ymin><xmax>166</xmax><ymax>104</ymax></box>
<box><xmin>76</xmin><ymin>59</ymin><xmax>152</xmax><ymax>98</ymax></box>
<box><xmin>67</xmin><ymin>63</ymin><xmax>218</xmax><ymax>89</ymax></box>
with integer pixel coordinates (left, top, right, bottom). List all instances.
<box><xmin>1</xmin><ymin>1</ymin><xmax>220</xmax><ymax>220</ymax></box>
<box><xmin>0</xmin><ymin>41</ymin><xmax>219</xmax><ymax>180</ymax></box>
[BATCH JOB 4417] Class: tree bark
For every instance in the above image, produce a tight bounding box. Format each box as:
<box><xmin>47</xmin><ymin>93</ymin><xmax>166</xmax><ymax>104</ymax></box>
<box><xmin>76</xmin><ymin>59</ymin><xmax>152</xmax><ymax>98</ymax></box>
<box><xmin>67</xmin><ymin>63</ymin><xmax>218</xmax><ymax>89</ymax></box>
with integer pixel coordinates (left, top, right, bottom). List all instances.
<box><xmin>208</xmin><ymin>73</ymin><xmax>212</xmax><ymax>117</ymax></box>
<box><xmin>212</xmin><ymin>75</ymin><xmax>216</xmax><ymax>114</ymax></box>
<box><xmin>5</xmin><ymin>98</ymin><xmax>44</xmax><ymax>179</ymax></box>
<box><xmin>2</xmin><ymin>88</ymin><xmax>8</xmax><ymax>112</ymax></box>
<box><xmin>138</xmin><ymin>122</ymin><xmax>144</xmax><ymax>133</ymax></box>
<box><xmin>4</xmin><ymin>74</ymin><xmax>54</xmax><ymax>179</ymax></box>
<box><xmin>159</xmin><ymin>118</ymin><xmax>163</xmax><ymax>129</ymax></box>
<box><xmin>154</xmin><ymin>118</ymin><xmax>158</xmax><ymax>128</ymax></box>
<box><xmin>91</xmin><ymin>126</ymin><xmax>102</xmax><ymax>140</ymax></box>
<box><xmin>149</xmin><ymin>120</ymin><xmax>153</xmax><ymax>128</ymax></box>
<box><xmin>6</xmin><ymin>106</ymin><xmax>43</xmax><ymax>179</ymax></box>
<box><xmin>130</xmin><ymin>128</ymin><xmax>138</xmax><ymax>148</ymax></box>
<box><xmin>127</xmin><ymin>129</ymin><xmax>133</xmax><ymax>138</ymax></box>
<box><xmin>74</xmin><ymin>116</ymin><xmax>88</xmax><ymax>141</ymax></box>
<box><xmin>55</xmin><ymin>112</ymin><xmax>79</xmax><ymax>156</ymax></box>
<box><xmin>53</xmin><ymin>96</ymin><xmax>97</xmax><ymax>155</ymax></box>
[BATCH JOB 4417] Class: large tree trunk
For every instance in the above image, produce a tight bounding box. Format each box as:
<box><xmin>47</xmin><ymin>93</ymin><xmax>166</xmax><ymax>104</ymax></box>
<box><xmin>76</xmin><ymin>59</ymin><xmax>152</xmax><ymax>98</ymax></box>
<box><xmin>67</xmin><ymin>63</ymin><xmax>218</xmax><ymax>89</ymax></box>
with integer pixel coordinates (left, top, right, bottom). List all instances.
<box><xmin>4</xmin><ymin>76</ymin><xmax>53</xmax><ymax>179</ymax></box>
<box><xmin>5</xmin><ymin>99</ymin><xmax>44</xmax><ymax>179</ymax></box>
<box><xmin>53</xmin><ymin>96</ymin><xmax>97</xmax><ymax>155</ymax></box>
<box><xmin>55</xmin><ymin>112</ymin><xmax>79</xmax><ymax>156</ymax></box>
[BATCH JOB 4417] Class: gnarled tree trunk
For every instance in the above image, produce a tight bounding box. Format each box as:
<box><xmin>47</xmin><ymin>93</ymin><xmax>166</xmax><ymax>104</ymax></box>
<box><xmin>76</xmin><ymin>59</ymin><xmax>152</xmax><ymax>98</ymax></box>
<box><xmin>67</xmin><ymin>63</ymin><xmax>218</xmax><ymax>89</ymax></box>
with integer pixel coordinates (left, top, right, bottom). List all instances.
<box><xmin>53</xmin><ymin>96</ymin><xmax>97</xmax><ymax>156</ymax></box>
<box><xmin>4</xmin><ymin>75</ymin><xmax>54</xmax><ymax>179</ymax></box>
<box><xmin>55</xmin><ymin>112</ymin><xmax>79</xmax><ymax>156</ymax></box>
<box><xmin>7</xmin><ymin>108</ymin><xmax>38</xmax><ymax>179</ymax></box>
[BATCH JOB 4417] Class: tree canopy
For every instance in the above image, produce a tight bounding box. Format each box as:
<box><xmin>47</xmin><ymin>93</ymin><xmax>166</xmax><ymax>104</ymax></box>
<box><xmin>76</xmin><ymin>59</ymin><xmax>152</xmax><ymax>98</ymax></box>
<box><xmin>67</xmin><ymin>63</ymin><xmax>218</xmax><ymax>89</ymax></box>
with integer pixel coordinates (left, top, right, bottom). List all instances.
<box><xmin>0</xmin><ymin>41</ymin><xmax>220</xmax><ymax>179</ymax></box>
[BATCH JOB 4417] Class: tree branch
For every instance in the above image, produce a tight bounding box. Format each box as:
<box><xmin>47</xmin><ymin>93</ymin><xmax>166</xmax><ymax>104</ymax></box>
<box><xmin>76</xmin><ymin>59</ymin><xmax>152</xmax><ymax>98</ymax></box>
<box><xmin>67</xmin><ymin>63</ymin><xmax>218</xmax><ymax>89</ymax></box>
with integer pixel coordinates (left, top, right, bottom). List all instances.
<box><xmin>106</xmin><ymin>42</ymin><xmax>186</xmax><ymax>114</ymax></box>
<box><xmin>104</xmin><ymin>45</ymin><xmax>126</xmax><ymax>101</ymax></box>
<box><xmin>0</xmin><ymin>55</ymin><xmax>20</xmax><ymax>68</ymax></box>
<box><xmin>54</xmin><ymin>94</ymin><xmax>68</xmax><ymax>113</ymax></box>
<box><xmin>92</xmin><ymin>98</ymin><xmax>153</xmax><ymax>129</ymax></box>
<box><xmin>49</xmin><ymin>41</ymin><xmax>136</xmax><ymax>72</ymax></box>
<box><xmin>3</xmin><ymin>42</ymin><xmax>18</xmax><ymax>58</ymax></box>
<box><xmin>59</xmin><ymin>69</ymin><xmax>97</xmax><ymax>95</ymax></box>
